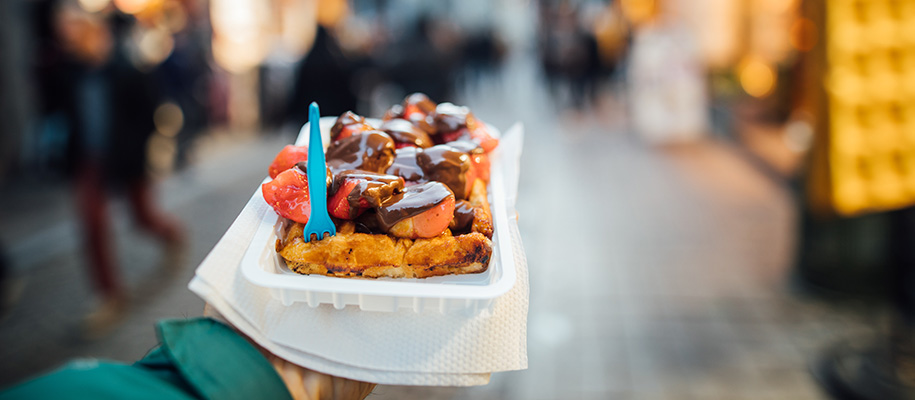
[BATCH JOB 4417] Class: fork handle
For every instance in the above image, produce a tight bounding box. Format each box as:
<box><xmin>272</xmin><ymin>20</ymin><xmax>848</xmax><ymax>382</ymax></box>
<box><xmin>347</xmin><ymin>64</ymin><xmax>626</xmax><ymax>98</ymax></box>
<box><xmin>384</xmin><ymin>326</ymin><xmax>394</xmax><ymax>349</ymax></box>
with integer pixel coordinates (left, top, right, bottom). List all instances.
<box><xmin>306</xmin><ymin>103</ymin><xmax>329</xmax><ymax>220</ymax></box>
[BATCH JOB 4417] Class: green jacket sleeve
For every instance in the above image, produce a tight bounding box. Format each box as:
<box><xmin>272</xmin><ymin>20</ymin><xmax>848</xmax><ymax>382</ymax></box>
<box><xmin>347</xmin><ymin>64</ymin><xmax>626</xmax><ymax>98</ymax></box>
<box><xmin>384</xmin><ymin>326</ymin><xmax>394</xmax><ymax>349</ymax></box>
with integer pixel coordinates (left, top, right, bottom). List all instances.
<box><xmin>0</xmin><ymin>318</ymin><xmax>292</xmax><ymax>400</ymax></box>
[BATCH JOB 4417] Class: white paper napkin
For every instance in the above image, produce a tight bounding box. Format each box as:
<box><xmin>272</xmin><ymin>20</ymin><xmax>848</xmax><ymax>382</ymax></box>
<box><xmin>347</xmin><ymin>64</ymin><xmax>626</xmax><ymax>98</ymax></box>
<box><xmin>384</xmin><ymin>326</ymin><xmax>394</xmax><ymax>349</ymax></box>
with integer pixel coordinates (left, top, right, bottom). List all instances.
<box><xmin>188</xmin><ymin>124</ymin><xmax>528</xmax><ymax>386</ymax></box>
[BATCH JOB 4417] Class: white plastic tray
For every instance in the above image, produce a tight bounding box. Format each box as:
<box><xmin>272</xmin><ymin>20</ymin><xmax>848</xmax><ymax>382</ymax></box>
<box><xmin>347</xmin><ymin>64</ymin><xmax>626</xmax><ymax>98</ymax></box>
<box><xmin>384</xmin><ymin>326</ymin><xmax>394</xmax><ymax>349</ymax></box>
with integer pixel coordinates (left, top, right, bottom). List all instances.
<box><xmin>240</xmin><ymin>118</ymin><xmax>516</xmax><ymax>312</ymax></box>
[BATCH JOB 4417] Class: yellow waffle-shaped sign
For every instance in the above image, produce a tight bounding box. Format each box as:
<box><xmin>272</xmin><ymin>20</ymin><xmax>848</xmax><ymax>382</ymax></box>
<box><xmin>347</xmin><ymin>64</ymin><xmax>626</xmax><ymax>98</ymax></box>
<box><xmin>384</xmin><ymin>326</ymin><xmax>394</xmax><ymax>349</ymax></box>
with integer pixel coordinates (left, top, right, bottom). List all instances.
<box><xmin>824</xmin><ymin>0</ymin><xmax>915</xmax><ymax>215</ymax></box>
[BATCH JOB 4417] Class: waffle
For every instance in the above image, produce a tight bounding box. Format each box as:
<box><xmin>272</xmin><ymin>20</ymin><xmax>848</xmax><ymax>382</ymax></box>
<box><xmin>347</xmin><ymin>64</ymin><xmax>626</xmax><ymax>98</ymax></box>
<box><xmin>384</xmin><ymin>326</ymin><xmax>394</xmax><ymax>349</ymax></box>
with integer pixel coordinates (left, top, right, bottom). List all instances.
<box><xmin>277</xmin><ymin>181</ymin><xmax>493</xmax><ymax>278</ymax></box>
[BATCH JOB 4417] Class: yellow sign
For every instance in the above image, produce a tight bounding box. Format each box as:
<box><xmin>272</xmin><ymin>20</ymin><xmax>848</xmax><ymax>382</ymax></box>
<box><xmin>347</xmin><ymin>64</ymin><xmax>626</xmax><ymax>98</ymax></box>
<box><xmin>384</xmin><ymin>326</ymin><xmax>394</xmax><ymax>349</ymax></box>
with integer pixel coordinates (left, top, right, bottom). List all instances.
<box><xmin>823</xmin><ymin>0</ymin><xmax>915</xmax><ymax>215</ymax></box>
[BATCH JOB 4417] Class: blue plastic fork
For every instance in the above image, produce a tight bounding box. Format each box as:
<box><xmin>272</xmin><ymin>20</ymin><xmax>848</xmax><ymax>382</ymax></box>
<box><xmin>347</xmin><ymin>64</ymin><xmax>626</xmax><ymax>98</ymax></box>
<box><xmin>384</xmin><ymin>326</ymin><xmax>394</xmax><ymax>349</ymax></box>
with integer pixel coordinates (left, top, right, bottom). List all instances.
<box><xmin>302</xmin><ymin>102</ymin><xmax>336</xmax><ymax>242</ymax></box>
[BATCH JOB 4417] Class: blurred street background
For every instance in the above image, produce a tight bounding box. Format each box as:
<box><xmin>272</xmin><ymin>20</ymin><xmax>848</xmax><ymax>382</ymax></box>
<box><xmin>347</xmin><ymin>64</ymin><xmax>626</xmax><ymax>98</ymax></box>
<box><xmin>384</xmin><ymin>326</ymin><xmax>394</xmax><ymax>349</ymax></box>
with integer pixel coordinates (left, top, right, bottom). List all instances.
<box><xmin>2</xmin><ymin>0</ymin><xmax>915</xmax><ymax>399</ymax></box>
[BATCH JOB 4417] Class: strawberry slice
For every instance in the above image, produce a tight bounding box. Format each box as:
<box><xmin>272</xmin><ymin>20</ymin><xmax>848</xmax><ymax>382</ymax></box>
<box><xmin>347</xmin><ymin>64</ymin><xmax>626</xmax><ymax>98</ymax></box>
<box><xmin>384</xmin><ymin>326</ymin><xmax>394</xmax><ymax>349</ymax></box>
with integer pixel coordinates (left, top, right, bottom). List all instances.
<box><xmin>330</xmin><ymin>111</ymin><xmax>374</xmax><ymax>142</ymax></box>
<box><xmin>403</xmin><ymin>93</ymin><xmax>436</xmax><ymax>117</ymax></box>
<box><xmin>469</xmin><ymin>152</ymin><xmax>490</xmax><ymax>183</ymax></box>
<box><xmin>378</xmin><ymin>182</ymin><xmax>455</xmax><ymax>239</ymax></box>
<box><xmin>334</xmin><ymin>123</ymin><xmax>373</xmax><ymax>142</ymax></box>
<box><xmin>262</xmin><ymin>168</ymin><xmax>310</xmax><ymax>224</ymax></box>
<box><xmin>328</xmin><ymin>179</ymin><xmax>366</xmax><ymax>220</ymax></box>
<box><xmin>438</xmin><ymin>124</ymin><xmax>498</xmax><ymax>153</ymax></box>
<box><xmin>469</xmin><ymin>124</ymin><xmax>499</xmax><ymax>153</ymax></box>
<box><xmin>389</xmin><ymin>195</ymin><xmax>456</xmax><ymax>239</ymax></box>
<box><xmin>268</xmin><ymin>145</ymin><xmax>308</xmax><ymax>179</ymax></box>
<box><xmin>438</xmin><ymin>128</ymin><xmax>471</xmax><ymax>144</ymax></box>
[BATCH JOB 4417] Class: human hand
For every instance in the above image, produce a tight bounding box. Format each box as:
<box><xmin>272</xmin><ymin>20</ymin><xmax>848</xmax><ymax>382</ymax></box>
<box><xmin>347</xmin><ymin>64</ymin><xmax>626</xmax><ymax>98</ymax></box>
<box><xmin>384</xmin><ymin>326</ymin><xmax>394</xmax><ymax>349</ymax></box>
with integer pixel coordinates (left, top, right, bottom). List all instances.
<box><xmin>203</xmin><ymin>304</ymin><xmax>376</xmax><ymax>400</ymax></box>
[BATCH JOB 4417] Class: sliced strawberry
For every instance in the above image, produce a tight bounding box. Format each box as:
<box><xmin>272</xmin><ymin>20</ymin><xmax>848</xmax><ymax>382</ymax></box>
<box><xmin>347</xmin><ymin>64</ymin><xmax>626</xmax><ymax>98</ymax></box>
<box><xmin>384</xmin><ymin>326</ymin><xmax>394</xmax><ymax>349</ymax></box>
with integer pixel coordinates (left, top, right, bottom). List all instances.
<box><xmin>268</xmin><ymin>145</ymin><xmax>308</xmax><ymax>179</ymax></box>
<box><xmin>379</xmin><ymin>182</ymin><xmax>455</xmax><ymax>239</ymax></box>
<box><xmin>463</xmin><ymin>160</ymin><xmax>477</xmax><ymax>198</ymax></box>
<box><xmin>403</xmin><ymin>93</ymin><xmax>436</xmax><ymax>117</ymax></box>
<box><xmin>262</xmin><ymin>168</ymin><xmax>310</xmax><ymax>224</ymax></box>
<box><xmin>438</xmin><ymin>128</ymin><xmax>471</xmax><ymax>144</ymax></box>
<box><xmin>328</xmin><ymin>179</ymin><xmax>365</xmax><ymax>220</ymax></box>
<box><xmin>389</xmin><ymin>196</ymin><xmax>456</xmax><ymax>239</ymax></box>
<box><xmin>469</xmin><ymin>124</ymin><xmax>499</xmax><ymax>153</ymax></box>
<box><xmin>403</xmin><ymin>103</ymin><xmax>426</xmax><ymax>120</ymax></box>
<box><xmin>334</xmin><ymin>123</ymin><xmax>373</xmax><ymax>142</ymax></box>
<box><xmin>330</xmin><ymin>111</ymin><xmax>374</xmax><ymax>142</ymax></box>
<box><xmin>469</xmin><ymin>152</ymin><xmax>490</xmax><ymax>183</ymax></box>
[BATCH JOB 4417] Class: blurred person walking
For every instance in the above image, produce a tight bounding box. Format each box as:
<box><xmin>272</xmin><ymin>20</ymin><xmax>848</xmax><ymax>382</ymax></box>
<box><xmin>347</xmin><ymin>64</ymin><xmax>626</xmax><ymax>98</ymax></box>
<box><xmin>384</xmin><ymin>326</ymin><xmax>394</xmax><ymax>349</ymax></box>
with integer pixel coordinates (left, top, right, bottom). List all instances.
<box><xmin>538</xmin><ymin>2</ymin><xmax>597</xmax><ymax>110</ymax></box>
<box><xmin>47</xmin><ymin>3</ymin><xmax>185</xmax><ymax>338</ymax></box>
<box><xmin>288</xmin><ymin>0</ymin><xmax>358</xmax><ymax>126</ymax></box>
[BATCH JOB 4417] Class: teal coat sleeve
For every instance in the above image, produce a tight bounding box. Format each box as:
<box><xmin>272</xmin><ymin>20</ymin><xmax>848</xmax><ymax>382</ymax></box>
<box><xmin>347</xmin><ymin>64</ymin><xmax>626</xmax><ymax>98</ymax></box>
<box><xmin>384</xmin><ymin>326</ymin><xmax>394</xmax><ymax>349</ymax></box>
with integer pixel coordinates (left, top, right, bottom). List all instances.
<box><xmin>0</xmin><ymin>318</ymin><xmax>293</xmax><ymax>400</ymax></box>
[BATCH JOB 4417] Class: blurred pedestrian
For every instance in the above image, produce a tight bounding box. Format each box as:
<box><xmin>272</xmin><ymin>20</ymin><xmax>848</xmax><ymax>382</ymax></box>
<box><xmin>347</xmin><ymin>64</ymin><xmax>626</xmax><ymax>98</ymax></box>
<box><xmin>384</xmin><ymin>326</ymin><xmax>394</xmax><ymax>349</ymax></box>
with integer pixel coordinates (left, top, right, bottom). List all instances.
<box><xmin>49</xmin><ymin>3</ymin><xmax>185</xmax><ymax>337</ymax></box>
<box><xmin>288</xmin><ymin>0</ymin><xmax>358</xmax><ymax>126</ymax></box>
<box><xmin>386</xmin><ymin>15</ymin><xmax>461</xmax><ymax>103</ymax></box>
<box><xmin>538</xmin><ymin>2</ymin><xmax>593</xmax><ymax>109</ymax></box>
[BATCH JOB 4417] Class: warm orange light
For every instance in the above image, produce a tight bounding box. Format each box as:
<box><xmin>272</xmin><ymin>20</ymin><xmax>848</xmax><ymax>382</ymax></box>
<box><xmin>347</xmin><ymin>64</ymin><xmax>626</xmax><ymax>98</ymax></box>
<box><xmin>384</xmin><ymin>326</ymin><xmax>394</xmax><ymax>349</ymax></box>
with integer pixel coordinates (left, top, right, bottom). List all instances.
<box><xmin>210</xmin><ymin>0</ymin><xmax>270</xmax><ymax>73</ymax></box>
<box><xmin>620</xmin><ymin>0</ymin><xmax>656</xmax><ymax>26</ymax></box>
<box><xmin>764</xmin><ymin>0</ymin><xmax>797</xmax><ymax>14</ymax></box>
<box><xmin>738</xmin><ymin>56</ymin><xmax>777</xmax><ymax>98</ymax></box>
<box><xmin>113</xmin><ymin>0</ymin><xmax>152</xmax><ymax>15</ymax></box>
<box><xmin>790</xmin><ymin>18</ymin><xmax>818</xmax><ymax>52</ymax></box>
<box><xmin>317</xmin><ymin>0</ymin><xmax>348</xmax><ymax>28</ymax></box>
<box><xmin>158</xmin><ymin>0</ymin><xmax>188</xmax><ymax>33</ymax></box>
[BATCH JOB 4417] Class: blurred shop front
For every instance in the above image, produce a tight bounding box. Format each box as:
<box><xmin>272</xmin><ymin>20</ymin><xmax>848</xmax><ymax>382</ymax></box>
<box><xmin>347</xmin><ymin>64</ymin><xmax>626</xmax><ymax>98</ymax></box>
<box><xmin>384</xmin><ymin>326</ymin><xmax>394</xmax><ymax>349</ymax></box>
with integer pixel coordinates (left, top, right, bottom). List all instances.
<box><xmin>639</xmin><ymin>0</ymin><xmax>915</xmax><ymax>397</ymax></box>
<box><xmin>620</xmin><ymin>0</ymin><xmax>915</xmax><ymax>397</ymax></box>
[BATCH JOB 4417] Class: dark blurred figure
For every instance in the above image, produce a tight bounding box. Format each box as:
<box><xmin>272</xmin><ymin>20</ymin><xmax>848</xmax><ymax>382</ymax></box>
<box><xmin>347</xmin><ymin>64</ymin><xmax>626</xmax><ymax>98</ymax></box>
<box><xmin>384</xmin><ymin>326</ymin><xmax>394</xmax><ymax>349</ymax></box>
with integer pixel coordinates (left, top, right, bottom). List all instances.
<box><xmin>592</xmin><ymin>2</ymin><xmax>631</xmax><ymax>84</ymax></box>
<box><xmin>461</xmin><ymin>27</ymin><xmax>506</xmax><ymax>85</ymax></box>
<box><xmin>538</xmin><ymin>2</ymin><xmax>592</xmax><ymax>109</ymax></box>
<box><xmin>0</xmin><ymin>241</ymin><xmax>12</xmax><ymax>319</ymax></box>
<box><xmin>539</xmin><ymin>2</ymin><xmax>627</xmax><ymax>110</ymax></box>
<box><xmin>288</xmin><ymin>24</ymin><xmax>359</xmax><ymax>125</ymax></box>
<box><xmin>158</xmin><ymin>13</ymin><xmax>212</xmax><ymax>169</ymax></box>
<box><xmin>36</xmin><ymin>3</ymin><xmax>184</xmax><ymax>337</ymax></box>
<box><xmin>387</xmin><ymin>15</ymin><xmax>462</xmax><ymax>103</ymax></box>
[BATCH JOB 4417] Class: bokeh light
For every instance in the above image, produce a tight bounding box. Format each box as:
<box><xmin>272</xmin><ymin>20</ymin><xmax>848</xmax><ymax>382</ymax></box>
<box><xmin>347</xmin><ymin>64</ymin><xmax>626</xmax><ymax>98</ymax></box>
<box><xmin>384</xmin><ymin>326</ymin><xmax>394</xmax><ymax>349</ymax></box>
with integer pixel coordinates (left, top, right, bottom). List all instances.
<box><xmin>153</xmin><ymin>102</ymin><xmax>183</xmax><ymax>138</ymax></box>
<box><xmin>78</xmin><ymin>0</ymin><xmax>111</xmax><ymax>13</ymax></box>
<box><xmin>790</xmin><ymin>17</ymin><xmax>818</xmax><ymax>52</ymax></box>
<box><xmin>738</xmin><ymin>55</ymin><xmax>776</xmax><ymax>98</ymax></box>
<box><xmin>210</xmin><ymin>0</ymin><xmax>270</xmax><ymax>73</ymax></box>
<box><xmin>113</xmin><ymin>0</ymin><xmax>153</xmax><ymax>15</ymax></box>
<box><xmin>132</xmin><ymin>25</ymin><xmax>174</xmax><ymax>68</ymax></box>
<box><xmin>620</xmin><ymin>0</ymin><xmax>657</xmax><ymax>26</ymax></box>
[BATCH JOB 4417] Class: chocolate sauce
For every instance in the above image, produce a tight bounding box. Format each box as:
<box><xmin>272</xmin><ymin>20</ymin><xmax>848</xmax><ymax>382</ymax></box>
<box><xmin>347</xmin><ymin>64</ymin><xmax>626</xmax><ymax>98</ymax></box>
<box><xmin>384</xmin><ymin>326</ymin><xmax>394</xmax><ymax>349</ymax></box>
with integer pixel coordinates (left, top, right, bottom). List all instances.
<box><xmin>294</xmin><ymin>161</ymin><xmax>333</xmax><ymax>187</ymax></box>
<box><xmin>353</xmin><ymin>210</ymin><xmax>383</xmax><ymax>234</ymax></box>
<box><xmin>326</xmin><ymin>131</ymin><xmax>396</xmax><ymax>173</ymax></box>
<box><xmin>413</xmin><ymin>114</ymin><xmax>437</xmax><ymax>135</ymax></box>
<box><xmin>403</xmin><ymin>93</ymin><xmax>436</xmax><ymax>115</ymax></box>
<box><xmin>446</xmin><ymin>139</ymin><xmax>484</xmax><ymax>155</ymax></box>
<box><xmin>376</xmin><ymin>182</ymin><xmax>454</xmax><ymax>232</ymax></box>
<box><xmin>386</xmin><ymin>94</ymin><xmax>436</xmax><ymax>134</ymax></box>
<box><xmin>330</xmin><ymin>111</ymin><xmax>373</xmax><ymax>141</ymax></box>
<box><xmin>450</xmin><ymin>200</ymin><xmax>475</xmax><ymax>233</ymax></box>
<box><xmin>386</xmin><ymin>147</ymin><xmax>425</xmax><ymax>182</ymax></box>
<box><xmin>382</xmin><ymin>104</ymin><xmax>403</xmax><ymax>121</ymax></box>
<box><xmin>332</xmin><ymin>170</ymin><xmax>404</xmax><ymax>208</ymax></box>
<box><xmin>416</xmin><ymin>144</ymin><xmax>471</xmax><ymax>200</ymax></box>
<box><xmin>381</xmin><ymin>119</ymin><xmax>433</xmax><ymax>148</ymax></box>
<box><xmin>433</xmin><ymin>103</ymin><xmax>475</xmax><ymax>134</ymax></box>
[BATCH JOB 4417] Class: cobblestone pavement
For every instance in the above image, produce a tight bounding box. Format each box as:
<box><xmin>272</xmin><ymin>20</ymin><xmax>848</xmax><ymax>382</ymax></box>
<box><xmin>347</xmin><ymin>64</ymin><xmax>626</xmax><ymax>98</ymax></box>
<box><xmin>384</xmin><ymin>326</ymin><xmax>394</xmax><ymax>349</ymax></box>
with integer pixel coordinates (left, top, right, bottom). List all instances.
<box><xmin>0</xmin><ymin>55</ymin><xmax>880</xmax><ymax>398</ymax></box>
